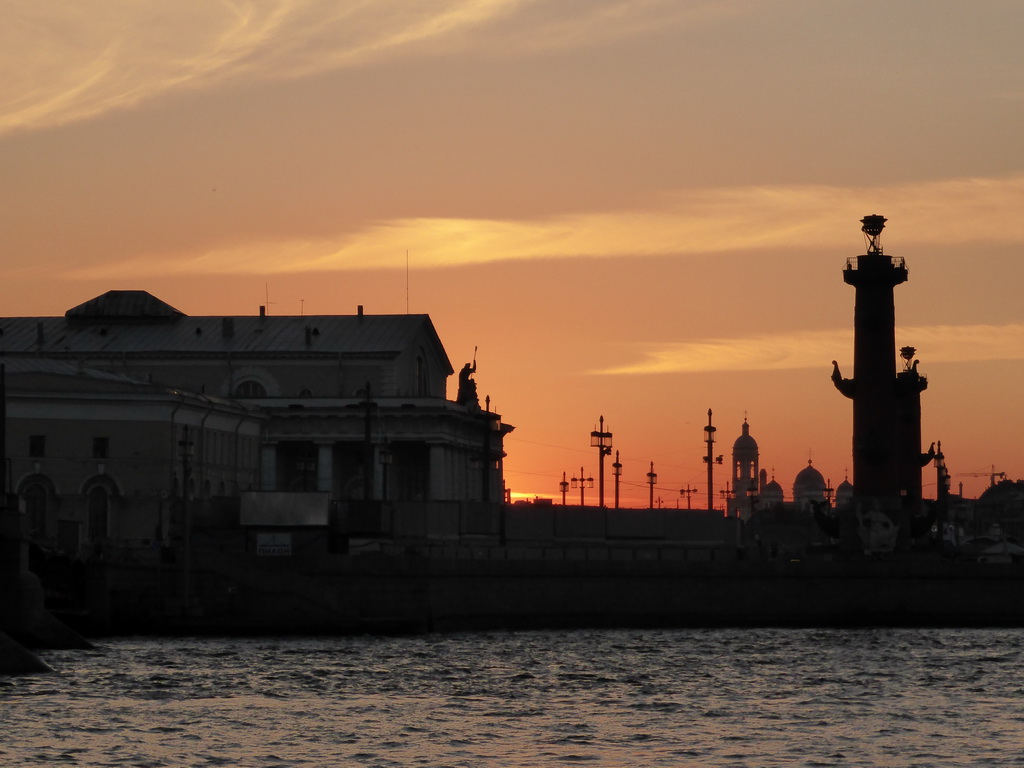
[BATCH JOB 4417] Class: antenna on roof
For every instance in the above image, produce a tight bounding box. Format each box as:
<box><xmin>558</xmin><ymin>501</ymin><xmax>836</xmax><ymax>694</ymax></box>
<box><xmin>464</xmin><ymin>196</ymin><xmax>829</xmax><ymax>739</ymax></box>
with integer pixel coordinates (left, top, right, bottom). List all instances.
<box><xmin>264</xmin><ymin>284</ymin><xmax>276</xmax><ymax>316</ymax></box>
<box><xmin>406</xmin><ymin>250</ymin><xmax>410</xmax><ymax>314</ymax></box>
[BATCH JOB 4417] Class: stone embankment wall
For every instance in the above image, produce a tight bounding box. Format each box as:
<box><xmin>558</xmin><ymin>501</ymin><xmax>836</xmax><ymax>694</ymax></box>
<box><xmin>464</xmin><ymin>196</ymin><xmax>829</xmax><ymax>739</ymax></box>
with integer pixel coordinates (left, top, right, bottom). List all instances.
<box><xmin>85</xmin><ymin>547</ymin><xmax>1024</xmax><ymax>635</ymax></box>
<box><xmin>32</xmin><ymin>501</ymin><xmax>1024</xmax><ymax>637</ymax></box>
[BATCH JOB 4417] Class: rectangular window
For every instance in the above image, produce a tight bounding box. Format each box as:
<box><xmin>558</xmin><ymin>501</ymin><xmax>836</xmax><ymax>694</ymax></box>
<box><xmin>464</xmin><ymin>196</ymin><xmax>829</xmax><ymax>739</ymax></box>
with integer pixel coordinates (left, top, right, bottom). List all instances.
<box><xmin>29</xmin><ymin>435</ymin><xmax>46</xmax><ymax>458</ymax></box>
<box><xmin>93</xmin><ymin>437</ymin><xmax>109</xmax><ymax>459</ymax></box>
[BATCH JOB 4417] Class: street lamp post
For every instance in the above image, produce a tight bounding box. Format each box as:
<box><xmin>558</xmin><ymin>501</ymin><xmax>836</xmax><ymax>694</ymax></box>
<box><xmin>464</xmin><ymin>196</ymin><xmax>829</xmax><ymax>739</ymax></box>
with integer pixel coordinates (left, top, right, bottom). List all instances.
<box><xmin>612</xmin><ymin>451</ymin><xmax>622</xmax><ymax>509</ymax></box>
<box><xmin>680</xmin><ymin>484</ymin><xmax>697</xmax><ymax>510</ymax></box>
<box><xmin>647</xmin><ymin>461</ymin><xmax>658</xmax><ymax>509</ymax></box>
<box><xmin>720</xmin><ymin>482</ymin><xmax>734</xmax><ymax>516</ymax></box>
<box><xmin>571</xmin><ymin>467</ymin><xmax>594</xmax><ymax>506</ymax></box>
<box><xmin>590</xmin><ymin>416</ymin><xmax>613</xmax><ymax>508</ymax></box>
<box><xmin>559</xmin><ymin>471</ymin><xmax>569</xmax><ymax>505</ymax></box>
<box><xmin>702</xmin><ymin>409</ymin><xmax>723</xmax><ymax>512</ymax></box>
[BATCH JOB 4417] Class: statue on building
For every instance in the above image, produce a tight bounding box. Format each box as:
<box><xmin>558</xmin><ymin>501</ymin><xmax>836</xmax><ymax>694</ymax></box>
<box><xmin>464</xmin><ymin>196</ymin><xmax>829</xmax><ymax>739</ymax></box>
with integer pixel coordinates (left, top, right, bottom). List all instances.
<box><xmin>457</xmin><ymin>357</ymin><xmax>479</xmax><ymax>408</ymax></box>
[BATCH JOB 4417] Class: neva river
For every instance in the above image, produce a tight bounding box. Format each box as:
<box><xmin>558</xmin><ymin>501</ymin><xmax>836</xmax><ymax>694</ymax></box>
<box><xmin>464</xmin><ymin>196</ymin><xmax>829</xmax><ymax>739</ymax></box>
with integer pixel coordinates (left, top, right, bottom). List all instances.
<box><xmin>3</xmin><ymin>628</ymin><xmax>1023</xmax><ymax>767</ymax></box>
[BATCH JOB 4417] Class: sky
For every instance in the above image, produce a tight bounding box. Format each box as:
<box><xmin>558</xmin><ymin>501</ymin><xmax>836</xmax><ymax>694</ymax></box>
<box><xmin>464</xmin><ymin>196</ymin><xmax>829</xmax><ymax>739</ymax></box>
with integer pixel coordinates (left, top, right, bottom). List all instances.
<box><xmin>3</xmin><ymin>0</ymin><xmax>1024</xmax><ymax>506</ymax></box>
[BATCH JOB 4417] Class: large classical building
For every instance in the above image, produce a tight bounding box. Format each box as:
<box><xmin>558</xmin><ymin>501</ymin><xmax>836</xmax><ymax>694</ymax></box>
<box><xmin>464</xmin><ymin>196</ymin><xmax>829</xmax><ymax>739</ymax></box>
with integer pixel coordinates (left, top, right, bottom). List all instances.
<box><xmin>1</xmin><ymin>291</ymin><xmax>513</xmax><ymax>556</ymax></box>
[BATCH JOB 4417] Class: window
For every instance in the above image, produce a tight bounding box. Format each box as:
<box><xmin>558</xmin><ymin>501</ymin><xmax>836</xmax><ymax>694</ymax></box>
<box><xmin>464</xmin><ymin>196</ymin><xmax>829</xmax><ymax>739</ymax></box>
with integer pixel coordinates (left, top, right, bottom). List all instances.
<box><xmin>234</xmin><ymin>380</ymin><xmax>267</xmax><ymax>398</ymax></box>
<box><xmin>93</xmin><ymin>437</ymin><xmax>109</xmax><ymax>459</ymax></box>
<box><xmin>416</xmin><ymin>356</ymin><xmax>427</xmax><ymax>395</ymax></box>
<box><xmin>29</xmin><ymin>435</ymin><xmax>45</xmax><ymax>458</ymax></box>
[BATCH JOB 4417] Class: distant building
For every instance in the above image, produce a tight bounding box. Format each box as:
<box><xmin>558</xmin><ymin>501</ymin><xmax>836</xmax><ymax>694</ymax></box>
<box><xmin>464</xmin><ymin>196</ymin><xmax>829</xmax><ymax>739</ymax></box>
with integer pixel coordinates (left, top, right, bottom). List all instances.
<box><xmin>974</xmin><ymin>480</ymin><xmax>1024</xmax><ymax>543</ymax></box>
<box><xmin>1</xmin><ymin>291</ymin><xmax>513</xmax><ymax>556</ymax></box>
<box><xmin>730</xmin><ymin>422</ymin><xmax>839</xmax><ymax>557</ymax></box>
<box><xmin>729</xmin><ymin>419</ymin><xmax>759</xmax><ymax>520</ymax></box>
<box><xmin>760</xmin><ymin>471</ymin><xmax>784</xmax><ymax>508</ymax></box>
<box><xmin>835</xmin><ymin>475</ymin><xmax>854</xmax><ymax>511</ymax></box>
<box><xmin>727</xmin><ymin>420</ymin><xmax>836</xmax><ymax>516</ymax></box>
<box><xmin>793</xmin><ymin>460</ymin><xmax>827</xmax><ymax>512</ymax></box>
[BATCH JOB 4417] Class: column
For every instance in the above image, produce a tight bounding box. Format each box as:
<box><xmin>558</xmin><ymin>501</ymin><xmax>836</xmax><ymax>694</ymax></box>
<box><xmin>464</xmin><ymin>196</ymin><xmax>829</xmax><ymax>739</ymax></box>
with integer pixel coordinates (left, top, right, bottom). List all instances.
<box><xmin>260</xmin><ymin>444</ymin><xmax>277</xmax><ymax>491</ymax></box>
<box><xmin>429</xmin><ymin>444</ymin><xmax>448</xmax><ymax>501</ymax></box>
<box><xmin>316</xmin><ymin>442</ymin><xmax>333</xmax><ymax>494</ymax></box>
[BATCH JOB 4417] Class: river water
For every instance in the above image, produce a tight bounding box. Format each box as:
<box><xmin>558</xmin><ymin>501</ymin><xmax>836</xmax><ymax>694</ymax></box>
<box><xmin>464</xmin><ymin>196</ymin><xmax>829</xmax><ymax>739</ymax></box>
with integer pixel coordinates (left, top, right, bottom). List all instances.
<box><xmin>3</xmin><ymin>628</ymin><xmax>1023</xmax><ymax>767</ymax></box>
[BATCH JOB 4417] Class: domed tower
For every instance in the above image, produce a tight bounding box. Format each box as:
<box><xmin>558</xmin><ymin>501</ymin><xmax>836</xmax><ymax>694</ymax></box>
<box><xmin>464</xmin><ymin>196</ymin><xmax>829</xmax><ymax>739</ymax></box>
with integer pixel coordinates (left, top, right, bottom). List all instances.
<box><xmin>835</xmin><ymin>473</ymin><xmax>854</xmax><ymax>511</ymax></box>
<box><xmin>730</xmin><ymin>419</ymin><xmax>759</xmax><ymax>519</ymax></box>
<box><xmin>793</xmin><ymin>460</ymin><xmax>826</xmax><ymax>512</ymax></box>
<box><xmin>761</xmin><ymin>471</ymin><xmax>784</xmax><ymax>508</ymax></box>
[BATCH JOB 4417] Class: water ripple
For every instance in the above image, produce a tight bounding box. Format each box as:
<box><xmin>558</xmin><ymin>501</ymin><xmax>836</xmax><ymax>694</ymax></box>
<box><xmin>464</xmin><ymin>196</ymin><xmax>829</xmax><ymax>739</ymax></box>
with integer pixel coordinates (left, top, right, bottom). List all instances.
<box><xmin>3</xmin><ymin>628</ymin><xmax>1024</xmax><ymax>767</ymax></box>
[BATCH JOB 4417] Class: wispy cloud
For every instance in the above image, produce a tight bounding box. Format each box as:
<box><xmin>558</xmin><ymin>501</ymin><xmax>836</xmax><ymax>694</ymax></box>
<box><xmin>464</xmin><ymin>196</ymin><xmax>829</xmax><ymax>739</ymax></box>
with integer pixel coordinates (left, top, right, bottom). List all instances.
<box><xmin>64</xmin><ymin>173</ymin><xmax>1024</xmax><ymax>280</ymax></box>
<box><xmin>0</xmin><ymin>0</ymin><xmax>728</xmax><ymax>134</ymax></box>
<box><xmin>595</xmin><ymin>324</ymin><xmax>1024</xmax><ymax>375</ymax></box>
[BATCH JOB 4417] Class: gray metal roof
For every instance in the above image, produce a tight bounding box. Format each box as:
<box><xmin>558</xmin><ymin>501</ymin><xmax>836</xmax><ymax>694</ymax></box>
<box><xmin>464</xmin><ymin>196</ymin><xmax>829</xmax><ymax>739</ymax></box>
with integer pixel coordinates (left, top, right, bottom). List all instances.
<box><xmin>0</xmin><ymin>293</ymin><xmax>453</xmax><ymax>372</ymax></box>
<box><xmin>1</xmin><ymin>357</ymin><xmax>144</xmax><ymax>383</ymax></box>
<box><xmin>65</xmin><ymin>290</ymin><xmax>184</xmax><ymax>320</ymax></box>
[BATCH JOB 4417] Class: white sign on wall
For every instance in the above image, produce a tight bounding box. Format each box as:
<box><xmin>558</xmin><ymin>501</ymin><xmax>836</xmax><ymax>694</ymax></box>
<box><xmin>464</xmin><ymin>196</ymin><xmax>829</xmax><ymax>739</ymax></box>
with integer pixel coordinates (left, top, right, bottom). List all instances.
<box><xmin>256</xmin><ymin>532</ymin><xmax>292</xmax><ymax>556</ymax></box>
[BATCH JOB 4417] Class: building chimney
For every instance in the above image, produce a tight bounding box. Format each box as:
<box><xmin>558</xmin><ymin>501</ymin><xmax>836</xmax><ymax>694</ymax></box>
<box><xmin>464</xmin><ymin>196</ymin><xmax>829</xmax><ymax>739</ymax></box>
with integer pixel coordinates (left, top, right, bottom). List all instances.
<box><xmin>357</xmin><ymin>305</ymin><xmax>364</xmax><ymax>318</ymax></box>
<box><xmin>259</xmin><ymin>305</ymin><xmax>266</xmax><ymax>318</ymax></box>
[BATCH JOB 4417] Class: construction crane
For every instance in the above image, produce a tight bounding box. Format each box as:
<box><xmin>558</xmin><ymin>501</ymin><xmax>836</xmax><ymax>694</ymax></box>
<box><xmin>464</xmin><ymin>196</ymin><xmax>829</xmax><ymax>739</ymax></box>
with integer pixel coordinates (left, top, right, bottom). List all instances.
<box><xmin>955</xmin><ymin>466</ymin><xmax>1006</xmax><ymax>489</ymax></box>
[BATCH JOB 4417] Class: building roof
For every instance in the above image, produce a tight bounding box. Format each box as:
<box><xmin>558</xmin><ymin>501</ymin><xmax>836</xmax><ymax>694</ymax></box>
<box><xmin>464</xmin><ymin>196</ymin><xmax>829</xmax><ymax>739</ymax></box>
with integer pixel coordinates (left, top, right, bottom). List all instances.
<box><xmin>66</xmin><ymin>290</ymin><xmax>184</xmax><ymax>321</ymax></box>
<box><xmin>793</xmin><ymin>460</ymin><xmax>826</xmax><ymax>497</ymax></box>
<box><xmin>732</xmin><ymin>420</ymin><xmax>758</xmax><ymax>453</ymax></box>
<box><xmin>0</xmin><ymin>292</ymin><xmax>453</xmax><ymax>373</ymax></box>
<box><xmin>978</xmin><ymin>479</ymin><xmax>1024</xmax><ymax>505</ymax></box>
<box><xmin>762</xmin><ymin>478</ymin><xmax>784</xmax><ymax>501</ymax></box>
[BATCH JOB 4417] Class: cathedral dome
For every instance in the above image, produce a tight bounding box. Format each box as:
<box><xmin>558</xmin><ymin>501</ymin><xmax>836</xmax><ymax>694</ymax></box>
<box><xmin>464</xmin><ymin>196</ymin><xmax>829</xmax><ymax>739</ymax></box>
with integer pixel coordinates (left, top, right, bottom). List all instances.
<box><xmin>835</xmin><ymin>477</ymin><xmax>854</xmax><ymax>509</ymax></box>
<box><xmin>793</xmin><ymin>460</ymin><xmax>826</xmax><ymax>509</ymax></box>
<box><xmin>761</xmin><ymin>477</ymin><xmax>784</xmax><ymax>504</ymax></box>
<box><xmin>732</xmin><ymin>420</ymin><xmax>758</xmax><ymax>454</ymax></box>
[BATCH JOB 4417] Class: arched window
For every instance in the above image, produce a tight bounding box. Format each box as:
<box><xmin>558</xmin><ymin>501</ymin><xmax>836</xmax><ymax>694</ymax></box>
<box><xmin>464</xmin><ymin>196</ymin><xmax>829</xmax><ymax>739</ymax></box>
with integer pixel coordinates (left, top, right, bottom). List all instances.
<box><xmin>234</xmin><ymin>379</ymin><xmax>268</xmax><ymax>398</ymax></box>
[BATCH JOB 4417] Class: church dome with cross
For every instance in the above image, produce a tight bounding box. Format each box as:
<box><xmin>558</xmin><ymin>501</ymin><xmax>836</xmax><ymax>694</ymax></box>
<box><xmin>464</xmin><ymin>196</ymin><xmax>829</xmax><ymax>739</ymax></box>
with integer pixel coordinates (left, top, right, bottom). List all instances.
<box><xmin>793</xmin><ymin>460</ymin><xmax>827</xmax><ymax>510</ymax></box>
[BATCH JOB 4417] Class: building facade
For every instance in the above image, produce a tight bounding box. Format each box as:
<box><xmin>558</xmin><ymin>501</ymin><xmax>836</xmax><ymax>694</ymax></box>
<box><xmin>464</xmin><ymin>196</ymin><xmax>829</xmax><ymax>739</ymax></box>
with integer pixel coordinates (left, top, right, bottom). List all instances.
<box><xmin>1</xmin><ymin>291</ymin><xmax>513</xmax><ymax>556</ymax></box>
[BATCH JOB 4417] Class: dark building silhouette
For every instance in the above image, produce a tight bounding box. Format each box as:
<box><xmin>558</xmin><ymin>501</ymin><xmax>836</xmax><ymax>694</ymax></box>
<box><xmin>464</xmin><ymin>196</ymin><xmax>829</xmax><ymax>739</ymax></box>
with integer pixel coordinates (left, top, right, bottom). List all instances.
<box><xmin>832</xmin><ymin>216</ymin><xmax>929</xmax><ymax>552</ymax></box>
<box><xmin>0</xmin><ymin>291</ymin><xmax>515</xmax><ymax>561</ymax></box>
<box><xmin>729</xmin><ymin>419</ymin><xmax>759</xmax><ymax>519</ymax></box>
<box><xmin>792</xmin><ymin>460</ymin><xmax>827</xmax><ymax>512</ymax></box>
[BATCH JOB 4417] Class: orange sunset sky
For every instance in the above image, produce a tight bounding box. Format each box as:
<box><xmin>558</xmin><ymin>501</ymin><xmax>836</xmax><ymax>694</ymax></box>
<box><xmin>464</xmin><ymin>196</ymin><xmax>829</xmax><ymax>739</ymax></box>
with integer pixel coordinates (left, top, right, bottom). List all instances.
<box><xmin>3</xmin><ymin>1</ymin><xmax>1024</xmax><ymax>506</ymax></box>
